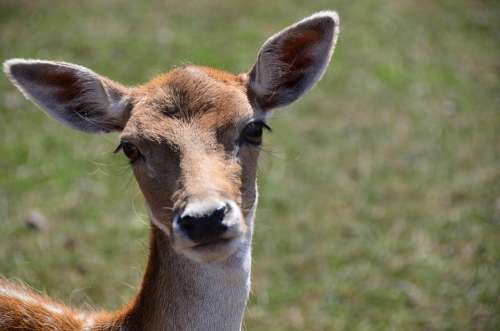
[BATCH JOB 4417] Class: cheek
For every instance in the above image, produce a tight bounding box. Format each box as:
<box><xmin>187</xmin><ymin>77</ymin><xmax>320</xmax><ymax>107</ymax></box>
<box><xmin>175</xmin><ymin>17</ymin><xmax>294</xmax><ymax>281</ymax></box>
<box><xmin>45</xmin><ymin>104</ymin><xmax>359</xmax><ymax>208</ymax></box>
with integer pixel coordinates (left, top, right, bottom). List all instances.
<box><xmin>132</xmin><ymin>163</ymin><xmax>178</xmax><ymax>221</ymax></box>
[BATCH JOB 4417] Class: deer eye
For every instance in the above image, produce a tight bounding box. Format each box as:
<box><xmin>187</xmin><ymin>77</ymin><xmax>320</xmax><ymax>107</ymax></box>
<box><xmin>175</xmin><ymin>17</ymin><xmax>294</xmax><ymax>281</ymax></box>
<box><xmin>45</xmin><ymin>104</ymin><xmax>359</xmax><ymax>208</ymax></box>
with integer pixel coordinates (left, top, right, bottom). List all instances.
<box><xmin>241</xmin><ymin>121</ymin><xmax>271</xmax><ymax>146</ymax></box>
<box><xmin>114</xmin><ymin>141</ymin><xmax>143</xmax><ymax>163</ymax></box>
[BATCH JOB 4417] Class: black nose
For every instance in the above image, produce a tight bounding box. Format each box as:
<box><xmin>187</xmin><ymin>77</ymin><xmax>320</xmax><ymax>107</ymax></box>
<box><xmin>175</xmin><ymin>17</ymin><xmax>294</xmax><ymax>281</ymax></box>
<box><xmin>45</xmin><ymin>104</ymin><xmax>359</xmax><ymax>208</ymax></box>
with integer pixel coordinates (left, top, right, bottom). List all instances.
<box><xmin>178</xmin><ymin>205</ymin><xmax>229</xmax><ymax>244</ymax></box>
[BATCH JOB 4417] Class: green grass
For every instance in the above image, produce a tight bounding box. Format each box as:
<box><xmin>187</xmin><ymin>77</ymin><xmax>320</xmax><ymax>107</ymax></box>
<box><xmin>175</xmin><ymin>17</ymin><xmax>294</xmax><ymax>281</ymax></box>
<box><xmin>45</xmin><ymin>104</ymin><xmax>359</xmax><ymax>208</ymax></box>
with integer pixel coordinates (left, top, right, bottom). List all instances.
<box><xmin>1</xmin><ymin>1</ymin><xmax>499</xmax><ymax>330</ymax></box>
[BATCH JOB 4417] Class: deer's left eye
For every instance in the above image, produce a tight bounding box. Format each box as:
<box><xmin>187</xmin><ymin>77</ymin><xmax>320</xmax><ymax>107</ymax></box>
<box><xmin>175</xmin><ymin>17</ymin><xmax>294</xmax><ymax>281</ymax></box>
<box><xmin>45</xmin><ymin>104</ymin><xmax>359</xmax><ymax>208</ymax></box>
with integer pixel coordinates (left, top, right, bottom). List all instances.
<box><xmin>241</xmin><ymin>121</ymin><xmax>271</xmax><ymax>146</ymax></box>
<box><xmin>114</xmin><ymin>141</ymin><xmax>143</xmax><ymax>163</ymax></box>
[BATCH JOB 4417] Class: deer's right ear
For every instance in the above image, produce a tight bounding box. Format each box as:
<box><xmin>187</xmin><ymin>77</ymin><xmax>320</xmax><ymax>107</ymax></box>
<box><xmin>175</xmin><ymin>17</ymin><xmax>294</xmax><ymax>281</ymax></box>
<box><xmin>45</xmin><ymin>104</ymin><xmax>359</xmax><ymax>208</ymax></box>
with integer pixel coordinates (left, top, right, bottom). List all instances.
<box><xmin>3</xmin><ymin>59</ymin><xmax>133</xmax><ymax>133</ymax></box>
<box><xmin>247</xmin><ymin>11</ymin><xmax>339</xmax><ymax>111</ymax></box>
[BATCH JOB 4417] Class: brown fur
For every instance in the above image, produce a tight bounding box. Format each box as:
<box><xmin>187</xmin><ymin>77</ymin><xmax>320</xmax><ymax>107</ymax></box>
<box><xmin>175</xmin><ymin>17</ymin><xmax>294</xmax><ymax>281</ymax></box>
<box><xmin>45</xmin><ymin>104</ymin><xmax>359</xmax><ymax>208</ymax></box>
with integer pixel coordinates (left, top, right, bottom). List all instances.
<box><xmin>0</xmin><ymin>279</ymin><xmax>82</xmax><ymax>330</ymax></box>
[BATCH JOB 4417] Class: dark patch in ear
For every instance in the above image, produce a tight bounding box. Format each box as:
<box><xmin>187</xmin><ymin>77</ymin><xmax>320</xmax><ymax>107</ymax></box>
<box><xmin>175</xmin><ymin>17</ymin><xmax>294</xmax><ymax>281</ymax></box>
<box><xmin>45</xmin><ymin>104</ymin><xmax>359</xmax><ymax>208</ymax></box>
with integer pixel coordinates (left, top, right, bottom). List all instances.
<box><xmin>247</xmin><ymin>12</ymin><xmax>338</xmax><ymax>111</ymax></box>
<box><xmin>279</xmin><ymin>29</ymin><xmax>321</xmax><ymax>65</ymax></box>
<box><xmin>274</xmin><ymin>28</ymin><xmax>324</xmax><ymax>94</ymax></box>
<box><xmin>53</xmin><ymin>73</ymin><xmax>81</xmax><ymax>103</ymax></box>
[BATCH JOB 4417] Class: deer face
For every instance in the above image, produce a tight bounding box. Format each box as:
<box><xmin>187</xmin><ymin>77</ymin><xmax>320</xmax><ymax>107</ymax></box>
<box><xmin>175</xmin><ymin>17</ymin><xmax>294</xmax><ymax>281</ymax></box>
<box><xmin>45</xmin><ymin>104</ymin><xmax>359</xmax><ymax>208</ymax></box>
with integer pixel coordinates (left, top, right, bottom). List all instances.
<box><xmin>120</xmin><ymin>67</ymin><xmax>262</xmax><ymax>262</ymax></box>
<box><xmin>4</xmin><ymin>11</ymin><xmax>339</xmax><ymax>263</ymax></box>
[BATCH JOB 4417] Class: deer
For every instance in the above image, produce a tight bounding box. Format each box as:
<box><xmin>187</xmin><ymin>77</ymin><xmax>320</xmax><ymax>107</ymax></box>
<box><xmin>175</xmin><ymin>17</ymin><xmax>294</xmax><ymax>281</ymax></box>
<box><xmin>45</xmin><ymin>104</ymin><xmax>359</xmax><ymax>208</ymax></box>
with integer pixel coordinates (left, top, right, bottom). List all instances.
<box><xmin>0</xmin><ymin>11</ymin><xmax>339</xmax><ymax>331</ymax></box>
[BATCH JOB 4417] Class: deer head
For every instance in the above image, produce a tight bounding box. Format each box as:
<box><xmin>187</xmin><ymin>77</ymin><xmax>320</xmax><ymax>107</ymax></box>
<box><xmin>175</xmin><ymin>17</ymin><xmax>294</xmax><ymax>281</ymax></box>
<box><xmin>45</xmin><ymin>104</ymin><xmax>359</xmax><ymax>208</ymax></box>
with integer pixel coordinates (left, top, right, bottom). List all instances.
<box><xmin>4</xmin><ymin>12</ymin><xmax>339</xmax><ymax>264</ymax></box>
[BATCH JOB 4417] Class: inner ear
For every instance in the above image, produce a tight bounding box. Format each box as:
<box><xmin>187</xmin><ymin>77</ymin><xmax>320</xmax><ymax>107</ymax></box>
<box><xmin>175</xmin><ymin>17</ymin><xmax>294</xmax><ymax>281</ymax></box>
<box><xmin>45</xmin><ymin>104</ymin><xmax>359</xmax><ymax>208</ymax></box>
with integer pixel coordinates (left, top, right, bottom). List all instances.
<box><xmin>248</xmin><ymin>11</ymin><xmax>339</xmax><ymax>110</ymax></box>
<box><xmin>275</xmin><ymin>27</ymin><xmax>325</xmax><ymax>89</ymax></box>
<box><xmin>4</xmin><ymin>59</ymin><xmax>133</xmax><ymax>133</ymax></box>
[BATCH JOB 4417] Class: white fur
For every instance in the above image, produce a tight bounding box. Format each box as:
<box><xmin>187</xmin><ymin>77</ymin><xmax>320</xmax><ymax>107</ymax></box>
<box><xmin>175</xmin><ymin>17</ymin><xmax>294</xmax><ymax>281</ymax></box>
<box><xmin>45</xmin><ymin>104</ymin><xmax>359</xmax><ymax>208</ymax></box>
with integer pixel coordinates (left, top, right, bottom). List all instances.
<box><xmin>181</xmin><ymin>198</ymin><xmax>226</xmax><ymax>218</ymax></box>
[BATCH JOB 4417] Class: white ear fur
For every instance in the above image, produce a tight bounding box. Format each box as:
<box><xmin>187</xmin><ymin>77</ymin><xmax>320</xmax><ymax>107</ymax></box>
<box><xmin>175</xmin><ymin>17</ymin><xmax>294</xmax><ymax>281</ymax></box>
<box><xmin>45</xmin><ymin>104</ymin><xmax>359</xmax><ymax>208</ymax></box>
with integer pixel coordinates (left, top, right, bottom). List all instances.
<box><xmin>3</xmin><ymin>59</ymin><xmax>132</xmax><ymax>133</ymax></box>
<box><xmin>248</xmin><ymin>11</ymin><xmax>340</xmax><ymax>110</ymax></box>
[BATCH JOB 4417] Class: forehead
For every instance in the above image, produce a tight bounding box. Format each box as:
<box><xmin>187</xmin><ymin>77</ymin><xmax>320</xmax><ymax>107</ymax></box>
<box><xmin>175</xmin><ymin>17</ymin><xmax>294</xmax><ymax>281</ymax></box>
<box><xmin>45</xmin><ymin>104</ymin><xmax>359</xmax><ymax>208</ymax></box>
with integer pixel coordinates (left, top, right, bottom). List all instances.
<box><xmin>124</xmin><ymin>66</ymin><xmax>255</xmax><ymax>139</ymax></box>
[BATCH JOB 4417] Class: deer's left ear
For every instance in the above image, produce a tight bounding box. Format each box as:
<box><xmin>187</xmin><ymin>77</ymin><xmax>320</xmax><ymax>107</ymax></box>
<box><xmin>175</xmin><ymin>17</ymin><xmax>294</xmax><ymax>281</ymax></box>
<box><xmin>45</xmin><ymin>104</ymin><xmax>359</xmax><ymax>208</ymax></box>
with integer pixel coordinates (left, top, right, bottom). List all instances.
<box><xmin>3</xmin><ymin>59</ymin><xmax>133</xmax><ymax>133</ymax></box>
<box><xmin>247</xmin><ymin>11</ymin><xmax>339</xmax><ymax>111</ymax></box>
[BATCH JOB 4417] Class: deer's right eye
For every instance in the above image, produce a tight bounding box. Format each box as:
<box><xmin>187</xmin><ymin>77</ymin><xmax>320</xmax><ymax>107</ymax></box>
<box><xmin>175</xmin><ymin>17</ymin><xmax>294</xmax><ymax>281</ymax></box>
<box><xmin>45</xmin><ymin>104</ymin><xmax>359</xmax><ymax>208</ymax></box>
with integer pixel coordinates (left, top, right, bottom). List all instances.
<box><xmin>114</xmin><ymin>141</ymin><xmax>143</xmax><ymax>163</ymax></box>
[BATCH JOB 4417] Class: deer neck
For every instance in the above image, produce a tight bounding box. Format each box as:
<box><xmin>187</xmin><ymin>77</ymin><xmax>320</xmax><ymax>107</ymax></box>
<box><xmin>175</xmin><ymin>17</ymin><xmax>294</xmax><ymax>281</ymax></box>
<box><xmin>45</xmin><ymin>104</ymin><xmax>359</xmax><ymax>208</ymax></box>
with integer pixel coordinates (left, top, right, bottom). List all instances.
<box><xmin>122</xmin><ymin>209</ymin><xmax>255</xmax><ymax>331</ymax></box>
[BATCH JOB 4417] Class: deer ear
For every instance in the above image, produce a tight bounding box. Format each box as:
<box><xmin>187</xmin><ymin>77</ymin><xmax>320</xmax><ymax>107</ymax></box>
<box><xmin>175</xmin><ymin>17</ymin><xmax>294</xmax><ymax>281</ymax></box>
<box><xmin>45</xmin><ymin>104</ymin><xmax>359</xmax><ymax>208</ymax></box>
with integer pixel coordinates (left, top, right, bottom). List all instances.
<box><xmin>3</xmin><ymin>59</ymin><xmax>133</xmax><ymax>133</ymax></box>
<box><xmin>248</xmin><ymin>11</ymin><xmax>339</xmax><ymax>111</ymax></box>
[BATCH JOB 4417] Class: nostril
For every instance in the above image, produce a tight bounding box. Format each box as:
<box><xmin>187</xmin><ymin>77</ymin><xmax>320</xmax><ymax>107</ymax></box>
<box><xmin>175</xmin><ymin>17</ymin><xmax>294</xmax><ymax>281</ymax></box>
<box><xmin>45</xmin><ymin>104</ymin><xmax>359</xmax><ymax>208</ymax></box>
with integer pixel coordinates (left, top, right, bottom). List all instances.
<box><xmin>209</xmin><ymin>205</ymin><xmax>227</xmax><ymax>223</ymax></box>
<box><xmin>178</xmin><ymin>204</ymin><xmax>229</xmax><ymax>244</ymax></box>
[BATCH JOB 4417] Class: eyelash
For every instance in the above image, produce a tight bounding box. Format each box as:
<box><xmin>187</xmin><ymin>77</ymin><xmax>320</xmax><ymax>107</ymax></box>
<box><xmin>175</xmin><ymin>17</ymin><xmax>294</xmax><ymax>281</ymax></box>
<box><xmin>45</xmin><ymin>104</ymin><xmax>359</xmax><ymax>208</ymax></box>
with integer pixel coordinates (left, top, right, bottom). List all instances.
<box><xmin>251</xmin><ymin>120</ymin><xmax>271</xmax><ymax>130</ymax></box>
<box><xmin>240</xmin><ymin>120</ymin><xmax>272</xmax><ymax>146</ymax></box>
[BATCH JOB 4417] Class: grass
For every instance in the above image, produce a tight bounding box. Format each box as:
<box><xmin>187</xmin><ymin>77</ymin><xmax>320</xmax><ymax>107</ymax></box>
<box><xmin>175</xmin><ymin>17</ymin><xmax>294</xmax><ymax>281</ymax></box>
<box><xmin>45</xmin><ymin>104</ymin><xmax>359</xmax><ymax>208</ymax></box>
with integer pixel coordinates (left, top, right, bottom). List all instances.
<box><xmin>0</xmin><ymin>0</ymin><xmax>499</xmax><ymax>330</ymax></box>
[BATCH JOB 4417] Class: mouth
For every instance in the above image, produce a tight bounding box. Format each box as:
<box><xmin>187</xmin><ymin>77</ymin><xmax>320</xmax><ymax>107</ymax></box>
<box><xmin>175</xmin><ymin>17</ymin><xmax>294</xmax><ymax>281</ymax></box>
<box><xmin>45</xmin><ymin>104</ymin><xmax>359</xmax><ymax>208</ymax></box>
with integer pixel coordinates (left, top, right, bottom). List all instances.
<box><xmin>191</xmin><ymin>237</ymin><xmax>233</xmax><ymax>250</ymax></box>
<box><xmin>178</xmin><ymin>235</ymin><xmax>243</xmax><ymax>262</ymax></box>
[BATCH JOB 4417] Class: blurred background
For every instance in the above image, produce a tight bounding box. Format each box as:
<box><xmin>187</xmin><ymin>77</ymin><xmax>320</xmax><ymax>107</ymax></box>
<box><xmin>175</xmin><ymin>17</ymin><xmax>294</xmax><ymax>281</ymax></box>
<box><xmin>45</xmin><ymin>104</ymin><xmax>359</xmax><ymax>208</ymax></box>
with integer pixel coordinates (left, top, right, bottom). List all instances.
<box><xmin>0</xmin><ymin>1</ymin><xmax>499</xmax><ymax>330</ymax></box>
